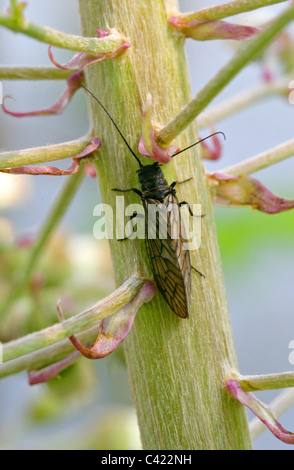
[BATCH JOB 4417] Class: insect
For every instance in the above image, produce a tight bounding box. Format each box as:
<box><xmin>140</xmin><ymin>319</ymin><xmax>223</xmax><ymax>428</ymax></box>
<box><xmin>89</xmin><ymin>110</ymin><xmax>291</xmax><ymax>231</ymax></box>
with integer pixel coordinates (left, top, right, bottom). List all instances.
<box><xmin>82</xmin><ymin>86</ymin><xmax>224</xmax><ymax>318</ymax></box>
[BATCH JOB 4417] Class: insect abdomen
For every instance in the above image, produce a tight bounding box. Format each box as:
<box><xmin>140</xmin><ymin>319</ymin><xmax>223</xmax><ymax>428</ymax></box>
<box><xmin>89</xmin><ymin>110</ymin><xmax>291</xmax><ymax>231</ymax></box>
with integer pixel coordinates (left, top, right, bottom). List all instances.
<box><xmin>143</xmin><ymin>194</ymin><xmax>191</xmax><ymax>318</ymax></box>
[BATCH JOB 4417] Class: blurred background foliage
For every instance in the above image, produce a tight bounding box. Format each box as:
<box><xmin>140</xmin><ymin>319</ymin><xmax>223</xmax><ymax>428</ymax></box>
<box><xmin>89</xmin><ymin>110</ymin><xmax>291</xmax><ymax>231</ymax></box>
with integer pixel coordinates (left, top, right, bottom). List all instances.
<box><xmin>0</xmin><ymin>0</ymin><xmax>293</xmax><ymax>450</ymax></box>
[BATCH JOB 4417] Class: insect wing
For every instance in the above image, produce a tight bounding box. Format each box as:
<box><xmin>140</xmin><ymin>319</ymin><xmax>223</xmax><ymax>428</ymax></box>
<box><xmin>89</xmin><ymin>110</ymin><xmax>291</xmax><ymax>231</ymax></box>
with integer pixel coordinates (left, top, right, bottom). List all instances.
<box><xmin>144</xmin><ymin>194</ymin><xmax>191</xmax><ymax>318</ymax></box>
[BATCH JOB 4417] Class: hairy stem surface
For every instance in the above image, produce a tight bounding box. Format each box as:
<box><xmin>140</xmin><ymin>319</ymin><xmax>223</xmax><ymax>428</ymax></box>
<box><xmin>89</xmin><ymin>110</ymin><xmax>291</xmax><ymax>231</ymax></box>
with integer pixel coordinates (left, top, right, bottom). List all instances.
<box><xmin>79</xmin><ymin>0</ymin><xmax>251</xmax><ymax>450</ymax></box>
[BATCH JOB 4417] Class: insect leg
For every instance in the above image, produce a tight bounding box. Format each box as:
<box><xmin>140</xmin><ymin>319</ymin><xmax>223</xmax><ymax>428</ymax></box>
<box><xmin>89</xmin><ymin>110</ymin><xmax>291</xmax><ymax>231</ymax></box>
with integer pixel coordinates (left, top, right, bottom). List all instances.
<box><xmin>179</xmin><ymin>201</ymin><xmax>205</xmax><ymax>217</ymax></box>
<box><xmin>170</xmin><ymin>177</ymin><xmax>193</xmax><ymax>188</ymax></box>
<box><xmin>112</xmin><ymin>188</ymin><xmax>143</xmax><ymax>197</ymax></box>
<box><xmin>191</xmin><ymin>266</ymin><xmax>205</xmax><ymax>278</ymax></box>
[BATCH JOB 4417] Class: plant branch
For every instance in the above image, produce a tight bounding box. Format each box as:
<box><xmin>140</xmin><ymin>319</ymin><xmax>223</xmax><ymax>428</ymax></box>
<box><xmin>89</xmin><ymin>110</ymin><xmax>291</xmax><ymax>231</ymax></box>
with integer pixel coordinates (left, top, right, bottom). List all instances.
<box><xmin>240</xmin><ymin>372</ymin><xmax>294</xmax><ymax>391</ymax></box>
<box><xmin>0</xmin><ymin>324</ymin><xmax>98</xmax><ymax>379</ymax></box>
<box><xmin>9</xmin><ymin>0</ymin><xmax>22</xmax><ymax>22</ymax></box>
<box><xmin>0</xmin><ymin>164</ymin><xmax>86</xmax><ymax>322</ymax></box>
<box><xmin>24</xmin><ymin>168</ymin><xmax>86</xmax><ymax>280</ymax></box>
<box><xmin>0</xmin><ymin>135</ymin><xmax>92</xmax><ymax>170</ymax></box>
<box><xmin>197</xmin><ymin>76</ymin><xmax>290</xmax><ymax>128</ymax></box>
<box><xmin>0</xmin><ymin>12</ymin><xmax>126</xmax><ymax>53</ymax></box>
<box><xmin>220</xmin><ymin>138</ymin><xmax>294</xmax><ymax>176</ymax></box>
<box><xmin>157</xmin><ymin>5</ymin><xmax>294</xmax><ymax>144</ymax></box>
<box><xmin>0</xmin><ymin>135</ymin><xmax>101</xmax><ymax>322</ymax></box>
<box><xmin>177</xmin><ymin>0</ymin><xmax>288</xmax><ymax>23</ymax></box>
<box><xmin>229</xmin><ymin>371</ymin><xmax>294</xmax><ymax>391</ymax></box>
<box><xmin>2</xmin><ymin>275</ymin><xmax>145</xmax><ymax>363</ymax></box>
<box><xmin>0</xmin><ymin>66</ymin><xmax>71</xmax><ymax>80</ymax></box>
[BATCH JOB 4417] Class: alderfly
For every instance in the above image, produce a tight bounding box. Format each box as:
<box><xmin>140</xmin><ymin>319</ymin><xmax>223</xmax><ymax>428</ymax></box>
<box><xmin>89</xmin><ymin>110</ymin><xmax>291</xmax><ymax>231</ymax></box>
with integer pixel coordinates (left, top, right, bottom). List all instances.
<box><xmin>83</xmin><ymin>86</ymin><xmax>225</xmax><ymax>318</ymax></box>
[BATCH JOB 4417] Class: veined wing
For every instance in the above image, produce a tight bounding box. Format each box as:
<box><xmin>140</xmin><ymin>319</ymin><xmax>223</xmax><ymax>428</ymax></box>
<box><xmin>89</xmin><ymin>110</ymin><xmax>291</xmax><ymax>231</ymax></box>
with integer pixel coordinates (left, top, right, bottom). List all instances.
<box><xmin>144</xmin><ymin>194</ymin><xmax>191</xmax><ymax>318</ymax></box>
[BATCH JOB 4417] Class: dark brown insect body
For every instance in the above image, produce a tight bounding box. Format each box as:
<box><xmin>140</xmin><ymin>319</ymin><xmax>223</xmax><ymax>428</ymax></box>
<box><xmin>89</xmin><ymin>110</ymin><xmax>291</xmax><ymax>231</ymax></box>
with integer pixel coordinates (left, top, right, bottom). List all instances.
<box><xmin>137</xmin><ymin>163</ymin><xmax>192</xmax><ymax>318</ymax></box>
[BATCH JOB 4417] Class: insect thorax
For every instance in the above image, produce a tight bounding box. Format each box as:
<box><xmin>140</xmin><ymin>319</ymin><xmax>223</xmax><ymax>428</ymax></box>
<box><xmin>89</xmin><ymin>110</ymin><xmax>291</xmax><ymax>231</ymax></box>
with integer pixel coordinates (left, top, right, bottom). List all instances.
<box><xmin>137</xmin><ymin>162</ymin><xmax>173</xmax><ymax>200</ymax></box>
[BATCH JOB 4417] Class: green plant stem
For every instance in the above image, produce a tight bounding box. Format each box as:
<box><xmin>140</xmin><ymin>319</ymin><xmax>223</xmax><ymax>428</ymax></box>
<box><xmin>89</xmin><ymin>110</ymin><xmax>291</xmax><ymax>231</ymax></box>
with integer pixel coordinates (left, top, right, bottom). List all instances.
<box><xmin>2</xmin><ymin>275</ymin><xmax>144</xmax><ymax>363</ymax></box>
<box><xmin>0</xmin><ymin>325</ymin><xmax>97</xmax><ymax>379</ymax></box>
<box><xmin>0</xmin><ymin>136</ymin><xmax>91</xmax><ymax>170</ymax></box>
<box><xmin>197</xmin><ymin>76</ymin><xmax>290</xmax><ymax>129</ymax></box>
<box><xmin>220</xmin><ymin>138</ymin><xmax>294</xmax><ymax>176</ymax></box>
<box><xmin>0</xmin><ymin>13</ymin><xmax>125</xmax><ymax>52</ymax></box>
<box><xmin>238</xmin><ymin>372</ymin><xmax>294</xmax><ymax>391</ymax></box>
<box><xmin>80</xmin><ymin>0</ymin><xmax>252</xmax><ymax>450</ymax></box>
<box><xmin>177</xmin><ymin>0</ymin><xmax>288</xmax><ymax>22</ymax></box>
<box><xmin>0</xmin><ymin>163</ymin><xmax>87</xmax><ymax>322</ymax></box>
<box><xmin>0</xmin><ymin>66</ymin><xmax>71</xmax><ymax>80</ymax></box>
<box><xmin>10</xmin><ymin>0</ymin><xmax>22</xmax><ymax>21</ymax></box>
<box><xmin>157</xmin><ymin>5</ymin><xmax>294</xmax><ymax>144</ymax></box>
<box><xmin>23</xmin><ymin>167</ymin><xmax>85</xmax><ymax>280</ymax></box>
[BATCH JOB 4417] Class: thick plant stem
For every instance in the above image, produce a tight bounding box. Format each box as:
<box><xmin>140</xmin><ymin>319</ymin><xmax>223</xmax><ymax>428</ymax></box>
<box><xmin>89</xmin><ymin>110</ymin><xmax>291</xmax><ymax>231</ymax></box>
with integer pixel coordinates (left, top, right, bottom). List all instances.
<box><xmin>79</xmin><ymin>0</ymin><xmax>251</xmax><ymax>450</ymax></box>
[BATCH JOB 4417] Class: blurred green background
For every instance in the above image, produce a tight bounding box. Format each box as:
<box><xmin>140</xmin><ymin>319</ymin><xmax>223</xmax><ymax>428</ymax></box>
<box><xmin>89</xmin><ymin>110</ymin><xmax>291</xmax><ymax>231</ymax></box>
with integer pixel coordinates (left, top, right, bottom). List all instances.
<box><xmin>0</xmin><ymin>0</ymin><xmax>293</xmax><ymax>450</ymax></box>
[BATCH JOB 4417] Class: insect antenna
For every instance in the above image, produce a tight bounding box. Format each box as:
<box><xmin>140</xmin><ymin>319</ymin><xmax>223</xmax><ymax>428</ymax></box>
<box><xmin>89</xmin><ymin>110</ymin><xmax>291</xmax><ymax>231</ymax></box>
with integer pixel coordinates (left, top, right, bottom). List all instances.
<box><xmin>81</xmin><ymin>85</ymin><xmax>143</xmax><ymax>168</ymax></box>
<box><xmin>172</xmin><ymin>132</ymin><xmax>226</xmax><ymax>158</ymax></box>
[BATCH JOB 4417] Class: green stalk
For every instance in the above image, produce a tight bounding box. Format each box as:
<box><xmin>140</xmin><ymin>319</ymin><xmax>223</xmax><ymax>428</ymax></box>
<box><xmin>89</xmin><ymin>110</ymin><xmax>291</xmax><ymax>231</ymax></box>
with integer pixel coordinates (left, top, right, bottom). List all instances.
<box><xmin>0</xmin><ymin>325</ymin><xmax>98</xmax><ymax>379</ymax></box>
<box><xmin>197</xmin><ymin>76</ymin><xmax>290</xmax><ymax>128</ymax></box>
<box><xmin>0</xmin><ymin>164</ymin><xmax>86</xmax><ymax>321</ymax></box>
<box><xmin>178</xmin><ymin>0</ymin><xmax>288</xmax><ymax>22</ymax></box>
<box><xmin>221</xmin><ymin>138</ymin><xmax>294</xmax><ymax>176</ymax></box>
<box><xmin>158</xmin><ymin>5</ymin><xmax>294</xmax><ymax>144</ymax></box>
<box><xmin>23</xmin><ymin>166</ymin><xmax>86</xmax><ymax>280</ymax></box>
<box><xmin>0</xmin><ymin>13</ymin><xmax>125</xmax><ymax>52</ymax></box>
<box><xmin>79</xmin><ymin>0</ymin><xmax>252</xmax><ymax>450</ymax></box>
<box><xmin>0</xmin><ymin>136</ymin><xmax>90</xmax><ymax>170</ymax></box>
<box><xmin>250</xmin><ymin>389</ymin><xmax>294</xmax><ymax>439</ymax></box>
<box><xmin>0</xmin><ymin>66</ymin><xmax>71</xmax><ymax>80</ymax></box>
<box><xmin>9</xmin><ymin>0</ymin><xmax>22</xmax><ymax>22</ymax></box>
<box><xmin>238</xmin><ymin>372</ymin><xmax>294</xmax><ymax>391</ymax></box>
<box><xmin>2</xmin><ymin>275</ymin><xmax>144</xmax><ymax>363</ymax></box>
